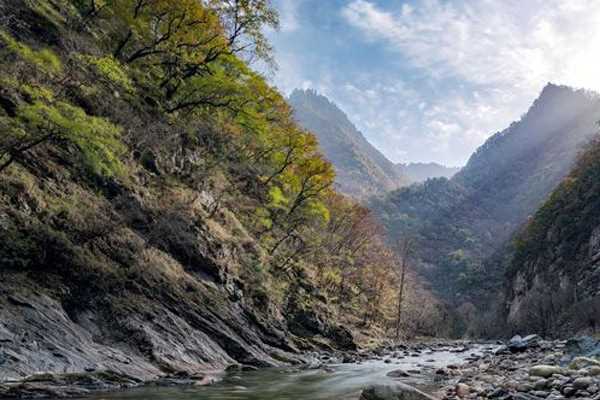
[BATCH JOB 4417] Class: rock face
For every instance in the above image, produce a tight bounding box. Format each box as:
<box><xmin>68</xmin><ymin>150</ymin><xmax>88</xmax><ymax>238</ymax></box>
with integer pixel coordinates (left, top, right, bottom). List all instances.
<box><xmin>360</xmin><ymin>383</ymin><xmax>439</xmax><ymax>400</ymax></box>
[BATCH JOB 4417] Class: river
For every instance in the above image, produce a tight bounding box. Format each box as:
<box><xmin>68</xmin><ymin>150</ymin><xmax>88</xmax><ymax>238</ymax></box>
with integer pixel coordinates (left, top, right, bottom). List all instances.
<box><xmin>77</xmin><ymin>344</ymin><xmax>495</xmax><ymax>400</ymax></box>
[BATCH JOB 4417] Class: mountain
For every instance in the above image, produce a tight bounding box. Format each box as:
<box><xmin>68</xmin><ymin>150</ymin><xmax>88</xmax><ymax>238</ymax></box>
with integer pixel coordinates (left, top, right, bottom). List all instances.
<box><xmin>371</xmin><ymin>83</ymin><xmax>600</xmax><ymax>335</ymax></box>
<box><xmin>504</xmin><ymin>136</ymin><xmax>600</xmax><ymax>337</ymax></box>
<box><xmin>289</xmin><ymin>89</ymin><xmax>409</xmax><ymax>198</ymax></box>
<box><xmin>397</xmin><ymin>162</ymin><xmax>460</xmax><ymax>183</ymax></box>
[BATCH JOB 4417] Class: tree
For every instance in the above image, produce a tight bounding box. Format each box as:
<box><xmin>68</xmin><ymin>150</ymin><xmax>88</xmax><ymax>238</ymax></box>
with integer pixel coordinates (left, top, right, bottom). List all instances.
<box><xmin>205</xmin><ymin>0</ymin><xmax>279</xmax><ymax>66</ymax></box>
<box><xmin>1</xmin><ymin>100</ymin><xmax>124</xmax><ymax>176</ymax></box>
<box><xmin>394</xmin><ymin>238</ymin><xmax>412</xmax><ymax>340</ymax></box>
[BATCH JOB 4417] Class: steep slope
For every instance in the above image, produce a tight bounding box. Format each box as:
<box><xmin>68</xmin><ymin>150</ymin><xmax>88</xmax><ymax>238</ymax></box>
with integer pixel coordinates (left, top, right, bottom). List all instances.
<box><xmin>397</xmin><ymin>162</ymin><xmax>460</xmax><ymax>183</ymax></box>
<box><xmin>289</xmin><ymin>89</ymin><xmax>409</xmax><ymax>198</ymax></box>
<box><xmin>504</xmin><ymin>137</ymin><xmax>600</xmax><ymax>337</ymax></box>
<box><xmin>0</xmin><ymin>0</ymin><xmax>415</xmax><ymax>388</ymax></box>
<box><xmin>372</xmin><ymin>84</ymin><xmax>600</xmax><ymax>333</ymax></box>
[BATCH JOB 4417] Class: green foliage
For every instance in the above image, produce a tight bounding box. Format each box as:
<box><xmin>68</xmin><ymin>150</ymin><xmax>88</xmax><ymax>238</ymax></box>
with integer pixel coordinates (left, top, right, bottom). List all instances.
<box><xmin>16</xmin><ymin>101</ymin><xmax>125</xmax><ymax>176</ymax></box>
<box><xmin>78</xmin><ymin>54</ymin><xmax>134</xmax><ymax>93</ymax></box>
<box><xmin>0</xmin><ymin>31</ymin><xmax>62</xmax><ymax>74</ymax></box>
<box><xmin>510</xmin><ymin>137</ymin><xmax>600</xmax><ymax>277</ymax></box>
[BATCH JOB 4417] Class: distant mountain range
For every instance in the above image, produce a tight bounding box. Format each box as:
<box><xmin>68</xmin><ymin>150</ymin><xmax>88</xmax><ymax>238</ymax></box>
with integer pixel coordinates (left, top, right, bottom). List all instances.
<box><xmin>397</xmin><ymin>162</ymin><xmax>460</xmax><ymax>183</ymax></box>
<box><xmin>288</xmin><ymin>89</ymin><xmax>458</xmax><ymax>198</ymax></box>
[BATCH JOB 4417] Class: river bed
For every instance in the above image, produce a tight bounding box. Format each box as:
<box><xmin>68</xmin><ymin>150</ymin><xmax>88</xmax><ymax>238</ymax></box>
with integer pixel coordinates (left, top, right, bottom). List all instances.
<box><xmin>77</xmin><ymin>344</ymin><xmax>494</xmax><ymax>400</ymax></box>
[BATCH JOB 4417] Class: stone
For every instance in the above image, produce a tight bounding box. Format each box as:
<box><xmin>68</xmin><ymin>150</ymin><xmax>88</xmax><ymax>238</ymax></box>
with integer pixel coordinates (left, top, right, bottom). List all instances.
<box><xmin>509</xmin><ymin>335</ymin><xmax>542</xmax><ymax>353</ymax></box>
<box><xmin>530</xmin><ymin>365</ymin><xmax>564</xmax><ymax>378</ymax></box>
<box><xmin>456</xmin><ymin>383</ymin><xmax>471</xmax><ymax>398</ymax></box>
<box><xmin>566</xmin><ymin>337</ymin><xmax>600</xmax><ymax>360</ymax></box>
<box><xmin>530</xmin><ymin>390</ymin><xmax>549</xmax><ymax>397</ymax></box>
<box><xmin>573</xmin><ymin>377</ymin><xmax>594</xmax><ymax>390</ymax></box>
<box><xmin>387</xmin><ymin>369</ymin><xmax>410</xmax><ymax>378</ymax></box>
<box><xmin>561</xmin><ymin>386</ymin><xmax>576</xmax><ymax>396</ymax></box>
<box><xmin>570</xmin><ymin>357</ymin><xmax>600</xmax><ymax>370</ymax></box>
<box><xmin>359</xmin><ymin>383</ymin><xmax>438</xmax><ymax>400</ymax></box>
<box><xmin>588</xmin><ymin>366</ymin><xmax>600</xmax><ymax>376</ymax></box>
<box><xmin>533</xmin><ymin>379</ymin><xmax>548</xmax><ymax>390</ymax></box>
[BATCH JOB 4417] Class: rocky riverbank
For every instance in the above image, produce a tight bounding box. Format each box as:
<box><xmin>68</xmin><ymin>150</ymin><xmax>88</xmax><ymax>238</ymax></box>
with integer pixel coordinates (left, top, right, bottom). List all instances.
<box><xmin>2</xmin><ymin>336</ymin><xmax>599</xmax><ymax>399</ymax></box>
<box><xmin>357</xmin><ymin>336</ymin><xmax>600</xmax><ymax>400</ymax></box>
<box><xmin>437</xmin><ymin>336</ymin><xmax>600</xmax><ymax>400</ymax></box>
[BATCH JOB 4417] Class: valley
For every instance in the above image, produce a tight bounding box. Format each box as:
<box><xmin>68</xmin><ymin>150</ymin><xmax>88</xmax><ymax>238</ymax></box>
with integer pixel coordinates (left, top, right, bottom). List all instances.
<box><xmin>0</xmin><ymin>1</ymin><xmax>600</xmax><ymax>400</ymax></box>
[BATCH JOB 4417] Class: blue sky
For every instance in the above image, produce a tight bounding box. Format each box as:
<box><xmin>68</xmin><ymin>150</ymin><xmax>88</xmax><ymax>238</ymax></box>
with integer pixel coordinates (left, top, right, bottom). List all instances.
<box><xmin>265</xmin><ymin>0</ymin><xmax>600</xmax><ymax>166</ymax></box>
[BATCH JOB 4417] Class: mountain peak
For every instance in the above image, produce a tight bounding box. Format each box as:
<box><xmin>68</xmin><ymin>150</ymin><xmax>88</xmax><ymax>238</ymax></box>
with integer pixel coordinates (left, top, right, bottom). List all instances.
<box><xmin>288</xmin><ymin>89</ymin><xmax>409</xmax><ymax>198</ymax></box>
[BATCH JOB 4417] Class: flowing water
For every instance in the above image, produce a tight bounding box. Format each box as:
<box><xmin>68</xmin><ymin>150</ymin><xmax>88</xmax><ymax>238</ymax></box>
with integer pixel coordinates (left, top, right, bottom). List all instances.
<box><xmin>81</xmin><ymin>345</ymin><xmax>494</xmax><ymax>400</ymax></box>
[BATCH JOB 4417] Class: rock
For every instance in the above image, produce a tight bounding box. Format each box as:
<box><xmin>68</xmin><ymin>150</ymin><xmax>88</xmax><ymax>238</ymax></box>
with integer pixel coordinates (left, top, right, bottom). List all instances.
<box><xmin>573</xmin><ymin>377</ymin><xmax>594</xmax><ymax>390</ymax></box>
<box><xmin>533</xmin><ymin>379</ymin><xmax>548</xmax><ymax>390</ymax></box>
<box><xmin>569</xmin><ymin>357</ymin><xmax>600</xmax><ymax>370</ymax></box>
<box><xmin>510</xmin><ymin>335</ymin><xmax>542</xmax><ymax>353</ymax></box>
<box><xmin>530</xmin><ymin>365</ymin><xmax>564</xmax><ymax>378</ymax></box>
<box><xmin>455</xmin><ymin>383</ymin><xmax>471</xmax><ymax>398</ymax></box>
<box><xmin>566</xmin><ymin>337</ymin><xmax>600</xmax><ymax>359</ymax></box>
<box><xmin>530</xmin><ymin>390</ymin><xmax>549</xmax><ymax>397</ymax></box>
<box><xmin>387</xmin><ymin>369</ymin><xmax>411</xmax><ymax>378</ymax></box>
<box><xmin>325</xmin><ymin>325</ymin><xmax>358</xmax><ymax>351</ymax></box>
<box><xmin>588</xmin><ymin>366</ymin><xmax>600</xmax><ymax>376</ymax></box>
<box><xmin>518</xmin><ymin>383</ymin><xmax>534</xmax><ymax>392</ymax></box>
<box><xmin>488</xmin><ymin>387</ymin><xmax>509</xmax><ymax>398</ymax></box>
<box><xmin>561</xmin><ymin>386</ymin><xmax>576</xmax><ymax>396</ymax></box>
<box><xmin>360</xmin><ymin>383</ymin><xmax>439</xmax><ymax>400</ymax></box>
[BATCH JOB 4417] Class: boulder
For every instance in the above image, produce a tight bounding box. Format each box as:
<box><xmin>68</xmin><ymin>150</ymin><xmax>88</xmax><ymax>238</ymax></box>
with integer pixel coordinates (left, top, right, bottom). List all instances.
<box><xmin>360</xmin><ymin>383</ymin><xmax>439</xmax><ymax>400</ymax></box>
<box><xmin>569</xmin><ymin>357</ymin><xmax>600</xmax><ymax>370</ymax></box>
<box><xmin>509</xmin><ymin>334</ymin><xmax>542</xmax><ymax>353</ymax></box>
<box><xmin>588</xmin><ymin>366</ymin><xmax>600</xmax><ymax>376</ymax></box>
<box><xmin>529</xmin><ymin>365</ymin><xmax>564</xmax><ymax>378</ymax></box>
<box><xmin>573</xmin><ymin>377</ymin><xmax>593</xmax><ymax>390</ymax></box>
<box><xmin>566</xmin><ymin>337</ymin><xmax>600</xmax><ymax>359</ymax></box>
<box><xmin>387</xmin><ymin>369</ymin><xmax>410</xmax><ymax>378</ymax></box>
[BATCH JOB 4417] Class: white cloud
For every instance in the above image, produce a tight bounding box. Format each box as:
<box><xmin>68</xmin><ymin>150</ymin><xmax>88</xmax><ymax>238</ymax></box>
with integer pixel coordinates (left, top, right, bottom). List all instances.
<box><xmin>277</xmin><ymin>0</ymin><xmax>303</xmax><ymax>33</ymax></box>
<box><xmin>339</xmin><ymin>0</ymin><xmax>600</xmax><ymax>165</ymax></box>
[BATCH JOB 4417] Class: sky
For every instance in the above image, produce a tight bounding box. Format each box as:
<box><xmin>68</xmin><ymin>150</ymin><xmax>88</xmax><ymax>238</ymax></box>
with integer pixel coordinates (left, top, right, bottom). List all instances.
<box><xmin>264</xmin><ymin>0</ymin><xmax>600</xmax><ymax>166</ymax></box>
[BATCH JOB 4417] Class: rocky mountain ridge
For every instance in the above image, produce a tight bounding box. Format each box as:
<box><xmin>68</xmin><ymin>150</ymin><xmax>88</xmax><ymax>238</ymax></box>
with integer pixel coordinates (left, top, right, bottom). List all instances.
<box><xmin>289</xmin><ymin>89</ymin><xmax>410</xmax><ymax>198</ymax></box>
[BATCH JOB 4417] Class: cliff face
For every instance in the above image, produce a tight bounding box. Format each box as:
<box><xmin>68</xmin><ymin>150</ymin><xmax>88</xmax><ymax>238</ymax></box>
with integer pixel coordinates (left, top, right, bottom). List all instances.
<box><xmin>0</xmin><ymin>160</ymin><xmax>312</xmax><ymax>382</ymax></box>
<box><xmin>505</xmin><ymin>137</ymin><xmax>600</xmax><ymax>337</ymax></box>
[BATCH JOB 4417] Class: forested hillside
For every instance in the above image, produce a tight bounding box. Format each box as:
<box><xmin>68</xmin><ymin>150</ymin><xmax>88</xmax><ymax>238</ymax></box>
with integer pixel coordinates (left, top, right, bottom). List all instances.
<box><xmin>505</xmin><ymin>136</ymin><xmax>600</xmax><ymax>337</ymax></box>
<box><xmin>372</xmin><ymin>84</ymin><xmax>600</xmax><ymax>335</ymax></box>
<box><xmin>289</xmin><ymin>89</ymin><xmax>409</xmax><ymax>199</ymax></box>
<box><xmin>0</xmin><ymin>0</ymin><xmax>443</xmax><ymax>382</ymax></box>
